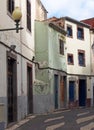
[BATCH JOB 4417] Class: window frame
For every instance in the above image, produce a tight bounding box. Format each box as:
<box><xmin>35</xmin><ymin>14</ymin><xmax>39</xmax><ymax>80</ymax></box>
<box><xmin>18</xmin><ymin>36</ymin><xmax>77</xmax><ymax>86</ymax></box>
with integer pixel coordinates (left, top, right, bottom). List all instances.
<box><xmin>67</xmin><ymin>24</ymin><xmax>73</xmax><ymax>38</ymax></box>
<box><xmin>67</xmin><ymin>53</ymin><xmax>74</xmax><ymax>65</ymax></box>
<box><xmin>78</xmin><ymin>50</ymin><xmax>85</xmax><ymax>67</ymax></box>
<box><xmin>7</xmin><ymin>0</ymin><xmax>14</xmax><ymax>15</ymax></box>
<box><xmin>59</xmin><ymin>39</ymin><xmax>64</xmax><ymax>55</ymax></box>
<box><xmin>77</xmin><ymin>26</ymin><xmax>84</xmax><ymax>40</ymax></box>
<box><xmin>26</xmin><ymin>0</ymin><xmax>31</xmax><ymax>32</ymax></box>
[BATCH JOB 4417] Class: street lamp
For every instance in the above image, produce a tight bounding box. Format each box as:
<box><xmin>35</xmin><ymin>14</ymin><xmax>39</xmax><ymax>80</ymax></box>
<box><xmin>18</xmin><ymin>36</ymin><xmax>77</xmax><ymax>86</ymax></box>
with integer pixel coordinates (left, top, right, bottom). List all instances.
<box><xmin>0</xmin><ymin>7</ymin><xmax>23</xmax><ymax>33</ymax></box>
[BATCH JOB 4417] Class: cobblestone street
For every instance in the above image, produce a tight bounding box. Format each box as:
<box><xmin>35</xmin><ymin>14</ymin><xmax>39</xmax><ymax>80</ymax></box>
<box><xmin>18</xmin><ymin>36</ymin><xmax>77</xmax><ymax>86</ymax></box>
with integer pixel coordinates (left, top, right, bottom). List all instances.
<box><xmin>6</xmin><ymin>107</ymin><xmax>94</xmax><ymax>130</ymax></box>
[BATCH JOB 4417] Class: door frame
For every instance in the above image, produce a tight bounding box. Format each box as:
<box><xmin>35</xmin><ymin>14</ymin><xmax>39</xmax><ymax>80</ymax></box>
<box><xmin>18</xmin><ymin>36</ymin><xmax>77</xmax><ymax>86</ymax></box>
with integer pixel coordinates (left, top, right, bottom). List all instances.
<box><xmin>69</xmin><ymin>81</ymin><xmax>75</xmax><ymax>102</ymax></box>
<box><xmin>27</xmin><ymin>63</ymin><xmax>33</xmax><ymax>114</ymax></box>
<box><xmin>54</xmin><ymin>74</ymin><xmax>59</xmax><ymax>109</ymax></box>
<box><xmin>60</xmin><ymin>76</ymin><xmax>66</xmax><ymax>107</ymax></box>
<box><xmin>7</xmin><ymin>52</ymin><xmax>17</xmax><ymax>124</ymax></box>
<box><xmin>79</xmin><ymin>79</ymin><xmax>86</xmax><ymax>106</ymax></box>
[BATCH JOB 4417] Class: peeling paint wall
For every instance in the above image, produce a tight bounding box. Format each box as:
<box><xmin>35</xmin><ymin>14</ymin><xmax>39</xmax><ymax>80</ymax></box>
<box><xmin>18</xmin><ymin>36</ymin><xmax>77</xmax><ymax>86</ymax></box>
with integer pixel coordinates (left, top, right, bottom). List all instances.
<box><xmin>35</xmin><ymin>21</ymin><xmax>67</xmax><ymax>113</ymax></box>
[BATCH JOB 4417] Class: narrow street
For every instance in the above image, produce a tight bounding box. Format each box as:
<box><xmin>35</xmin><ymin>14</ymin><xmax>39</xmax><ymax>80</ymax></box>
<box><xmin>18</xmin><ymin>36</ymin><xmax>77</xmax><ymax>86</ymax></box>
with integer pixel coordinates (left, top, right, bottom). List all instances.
<box><xmin>10</xmin><ymin>107</ymin><xmax>94</xmax><ymax>130</ymax></box>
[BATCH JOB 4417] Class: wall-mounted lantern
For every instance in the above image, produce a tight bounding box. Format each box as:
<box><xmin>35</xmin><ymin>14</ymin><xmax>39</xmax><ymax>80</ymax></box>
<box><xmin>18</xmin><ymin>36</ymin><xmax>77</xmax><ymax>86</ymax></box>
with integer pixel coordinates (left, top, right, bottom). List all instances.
<box><xmin>0</xmin><ymin>7</ymin><xmax>23</xmax><ymax>33</ymax></box>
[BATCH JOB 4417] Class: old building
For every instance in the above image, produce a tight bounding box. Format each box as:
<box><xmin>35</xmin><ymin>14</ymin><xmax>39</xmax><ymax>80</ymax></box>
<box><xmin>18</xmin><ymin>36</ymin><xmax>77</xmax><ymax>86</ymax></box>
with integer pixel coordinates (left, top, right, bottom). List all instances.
<box><xmin>0</xmin><ymin>0</ymin><xmax>94</xmax><ymax>128</ymax></box>
<box><xmin>0</xmin><ymin>0</ymin><xmax>47</xmax><ymax>127</ymax></box>
<box><xmin>63</xmin><ymin>17</ymin><xmax>91</xmax><ymax>108</ymax></box>
<box><xmin>35</xmin><ymin>20</ymin><xmax>67</xmax><ymax>113</ymax></box>
<box><xmin>50</xmin><ymin>17</ymin><xmax>92</xmax><ymax>108</ymax></box>
<box><xmin>81</xmin><ymin>18</ymin><xmax>94</xmax><ymax>107</ymax></box>
<box><xmin>35</xmin><ymin>16</ymin><xmax>92</xmax><ymax>110</ymax></box>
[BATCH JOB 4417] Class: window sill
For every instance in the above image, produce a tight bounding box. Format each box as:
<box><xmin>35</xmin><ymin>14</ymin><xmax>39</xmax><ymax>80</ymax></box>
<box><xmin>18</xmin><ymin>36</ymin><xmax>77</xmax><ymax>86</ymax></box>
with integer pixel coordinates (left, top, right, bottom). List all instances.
<box><xmin>68</xmin><ymin>63</ymin><xmax>74</xmax><ymax>65</ymax></box>
<box><xmin>77</xmin><ymin>38</ymin><xmax>84</xmax><ymax>41</ymax></box>
<box><xmin>79</xmin><ymin>65</ymin><xmax>85</xmax><ymax>67</ymax></box>
<box><xmin>67</xmin><ymin>36</ymin><xmax>73</xmax><ymax>38</ymax></box>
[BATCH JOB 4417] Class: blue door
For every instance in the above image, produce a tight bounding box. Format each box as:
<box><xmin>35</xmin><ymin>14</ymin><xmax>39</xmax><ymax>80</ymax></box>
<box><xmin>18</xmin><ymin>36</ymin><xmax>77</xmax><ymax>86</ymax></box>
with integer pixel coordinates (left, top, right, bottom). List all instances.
<box><xmin>54</xmin><ymin>75</ymin><xmax>58</xmax><ymax>109</ymax></box>
<box><xmin>69</xmin><ymin>81</ymin><xmax>75</xmax><ymax>102</ymax></box>
<box><xmin>79</xmin><ymin>79</ymin><xmax>86</xmax><ymax>106</ymax></box>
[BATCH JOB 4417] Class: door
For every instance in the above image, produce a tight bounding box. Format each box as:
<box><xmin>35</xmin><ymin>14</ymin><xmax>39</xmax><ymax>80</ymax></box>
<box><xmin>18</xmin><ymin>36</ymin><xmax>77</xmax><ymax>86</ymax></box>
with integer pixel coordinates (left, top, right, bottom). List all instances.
<box><xmin>7</xmin><ymin>57</ymin><xmax>17</xmax><ymax>124</ymax></box>
<box><xmin>69</xmin><ymin>81</ymin><xmax>75</xmax><ymax>102</ymax></box>
<box><xmin>54</xmin><ymin>75</ymin><xmax>58</xmax><ymax>109</ymax></box>
<box><xmin>27</xmin><ymin>65</ymin><xmax>33</xmax><ymax>114</ymax></box>
<box><xmin>79</xmin><ymin>79</ymin><xmax>86</xmax><ymax>106</ymax></box>
<box><xmin>93</xmin><ymin>86</ymin><xmax>94</xmax><ymax>106</ymax></box>
<box><xmin>60</xmin><ymin>76</ymin><xmax>65</xmax><ymax>103</ymax></box>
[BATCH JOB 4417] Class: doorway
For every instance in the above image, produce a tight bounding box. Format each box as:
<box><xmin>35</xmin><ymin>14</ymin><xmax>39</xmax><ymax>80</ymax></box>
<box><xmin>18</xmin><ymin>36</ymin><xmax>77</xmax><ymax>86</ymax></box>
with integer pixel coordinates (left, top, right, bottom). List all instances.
<box><xmin>27</xmin><ymin>64</ymin><xmax>33</xmax><ymax>114</ymax></box>
<box><xmin>79</xmin><ymin>79</ymin><xmax>86</xmax><ymax>106</ymax></box>
<box><xmin>54</xmin><ymin>75</ymin><xmax>58</xmax><ymax>109</ymax></box>
<box><xmin>69</xmin><ymin>81</ymin><xmax>75</xmax><ymax>102</ymax></box>
<box><xmin>7</xmin><ymin>57</ymin><xmax>17</xmax><ymax>124</ymax></box>
<box><xmin>60</xmin><ymin>76</ymin><xmax>66</xmax><ymax>107</ymax></box>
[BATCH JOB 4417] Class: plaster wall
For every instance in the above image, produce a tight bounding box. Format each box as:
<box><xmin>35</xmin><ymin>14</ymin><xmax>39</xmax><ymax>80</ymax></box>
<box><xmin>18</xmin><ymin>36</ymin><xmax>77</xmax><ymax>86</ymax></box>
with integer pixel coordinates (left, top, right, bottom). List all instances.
<box><xmin>0</xmin><ymin>0</ymin><xmax>35</xmax><ymax>58</ymax></box>
<box><xmin>65</xmin><ymin>21</ymin><xmax>91</xmax><ymax>75</ymax></box>
<box><xmin>35</xmin><ymin>21</ymin><xmax>67</xmax><ymax>112</ymax></box>
<box><xmin>35</xmin><ymin>0</ymin><xmax>47</xmax><ymax>21</ymax></box>
<box><xmin>48</xmin><ymin>27</ymin><xmax>67</xmax><ymax>71</ymax></box>
<box><xmin>0</xmin><ymin>0</ymin><xmax>36</xmax><ymax>125</ymax></box>
<box><xmin>35</xmin><ymin>21</ymin><xmax>48</xmax><ymax>63</ymax></box>
<box><xmin>0</xmin><ymin>45</ymin><xmax>7</xmax><ymax>97</ymax></box>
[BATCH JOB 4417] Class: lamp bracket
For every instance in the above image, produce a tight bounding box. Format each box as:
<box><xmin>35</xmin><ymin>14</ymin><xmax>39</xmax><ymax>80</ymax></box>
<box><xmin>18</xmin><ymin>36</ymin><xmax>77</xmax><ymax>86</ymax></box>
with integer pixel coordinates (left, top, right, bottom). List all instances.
<box><xmin>0</xmin><ymin>27</ymin><xmax>23</xmax><ymax>32</ymax></box>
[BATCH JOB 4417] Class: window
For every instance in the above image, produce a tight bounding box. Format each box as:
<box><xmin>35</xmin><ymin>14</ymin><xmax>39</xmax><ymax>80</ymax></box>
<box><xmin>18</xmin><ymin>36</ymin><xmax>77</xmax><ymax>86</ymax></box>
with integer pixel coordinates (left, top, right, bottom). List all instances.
<box><xmin>67</xmin><ymin>25</ymin><xmax>73</xmax><ymax>37</ymax></box>
<box><xmin>67</xmin><ymin>54</ymin><xmax>74</xmax><ymax>65</ymax></box>
<box><xmin>27</xmin><ymin>0</ymin><xmax>31</xmax><ymax>32</ymax></box>
<box><xmin>7</xmin><ymin>0</ymin><xmax>14</xmax><ymax>14</ymax></box>
<box><xmin>59</xmin><ymin>39</ymin><xmax>64</xmax><ymax>55</ymax></box>
<box><xmin>78</xmin><ymin>50</ymin><xmax>85</xmax><ymax>66</ymax></box>
<box><xmin>77</xmin><ymin>26</ymin><xmax>84</xmax><ymax>40</ymax></box>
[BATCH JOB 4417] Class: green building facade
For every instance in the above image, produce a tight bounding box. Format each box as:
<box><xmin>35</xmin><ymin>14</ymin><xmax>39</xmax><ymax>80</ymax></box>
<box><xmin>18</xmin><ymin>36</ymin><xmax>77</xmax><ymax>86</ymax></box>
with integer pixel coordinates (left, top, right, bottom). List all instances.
<box><xmin>34</xmin><ymin>21</ymin><xmax>67</xmax><ymax>113</ymax></box>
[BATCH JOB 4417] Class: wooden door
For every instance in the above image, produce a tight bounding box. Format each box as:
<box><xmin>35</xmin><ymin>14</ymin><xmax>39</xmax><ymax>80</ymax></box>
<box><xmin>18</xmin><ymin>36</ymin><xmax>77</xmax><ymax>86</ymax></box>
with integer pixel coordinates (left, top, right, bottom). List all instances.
<box><xmin>7</xmin><ymin>57</ymin><xmax>17</xmax><ymax>124</ymax></box>
<box><xmin>54</xmin><ymin>75</ymin><xmax>58</xmax><ymax>109</ymax></box>
<box><xmin>60</xmin><ymin>76</ymin><xmax>64</xmax><ymax>103</ymax></box>
<box><xmin>27</xmin><ymin>65</ymin><xmax>33</xmax><ymax>114</ymax></box>
<box><xmin>79</xmin><ymin>79</ymin><xmax>86</xmax><ymax>106</ymax></box>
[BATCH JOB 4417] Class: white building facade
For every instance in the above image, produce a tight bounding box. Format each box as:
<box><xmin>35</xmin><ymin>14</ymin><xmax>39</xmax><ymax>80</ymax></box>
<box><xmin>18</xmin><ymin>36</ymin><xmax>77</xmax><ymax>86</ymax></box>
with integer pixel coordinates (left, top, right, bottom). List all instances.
<box><xmin>0</xmin><ymin>0</ymin><xmax>47</xmax><ymax>127</ymax></box>
<box><xmin>63</xmin><ymin>17</ymin><xmax>91</xmax><ymax>108</ymax></box>
<box><xmin>81</xmin><ymin>18</ymin><xmax>94</xmax><ymax>107</ymax></box>
<box><xmin>46</xmin><ymin>17</ymin><xmax>92</xmax><ymax>108</ymax></box>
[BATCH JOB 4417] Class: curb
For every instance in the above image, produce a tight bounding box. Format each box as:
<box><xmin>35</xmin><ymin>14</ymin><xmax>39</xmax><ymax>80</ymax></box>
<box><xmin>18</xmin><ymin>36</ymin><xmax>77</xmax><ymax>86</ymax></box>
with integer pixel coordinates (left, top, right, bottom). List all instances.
<box><xmin>5</xmin><ymin>115</ymin><xmax>36</xmax><ymax>130</ymax></box>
